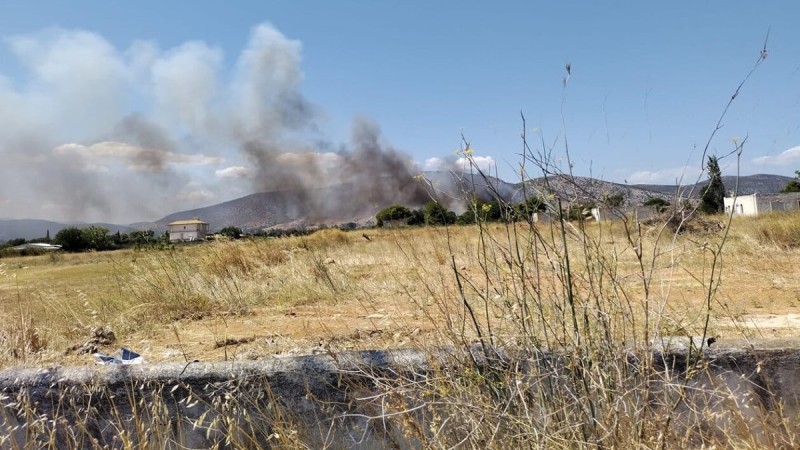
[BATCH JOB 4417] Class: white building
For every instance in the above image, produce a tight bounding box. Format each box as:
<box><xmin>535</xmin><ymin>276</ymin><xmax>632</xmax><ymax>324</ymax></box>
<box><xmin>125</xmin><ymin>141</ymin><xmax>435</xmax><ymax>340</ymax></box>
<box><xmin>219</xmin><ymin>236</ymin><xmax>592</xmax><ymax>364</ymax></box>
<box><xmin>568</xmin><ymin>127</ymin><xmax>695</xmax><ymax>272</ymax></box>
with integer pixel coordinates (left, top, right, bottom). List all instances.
<box><xmin>724</xmin><ymin>193</ymin><xmax>800</xmax><ymax>217</ymax></box>
<box><xmin>167</xmin><ymin>218</ymin><xmax>209</xmax><ymax>242</ymax></box>
<box><xmin>12</xmin><ymin>243</ymin><xmax>62</xmax><ymax>251</ymax></box>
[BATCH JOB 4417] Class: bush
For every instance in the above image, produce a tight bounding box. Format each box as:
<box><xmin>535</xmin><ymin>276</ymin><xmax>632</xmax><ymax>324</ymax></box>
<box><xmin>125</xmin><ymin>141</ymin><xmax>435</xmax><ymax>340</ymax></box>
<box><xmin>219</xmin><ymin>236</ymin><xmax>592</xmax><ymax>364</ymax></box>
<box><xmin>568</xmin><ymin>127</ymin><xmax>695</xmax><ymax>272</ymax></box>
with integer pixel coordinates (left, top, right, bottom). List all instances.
<box><xmin>604</xmin><ymin>193</ymin><xmax>625</xmax><ymax>207</ymax></box>
<box><xmin>54</xmin><ymin>227</ymin><xmax>88</xmax><ymax>252</ymax></box>
<box><xmin>219</xmin><ymin>226</ymin><xmax>244</xmax><ymax>239</ymax></box>
<box><xmin>514</xmin><ymin>196</ymin><xmax>547</xmax><ymax>221</ymax></box>
<box><xmin>376</xmin><ymin>205</ymin><xmax>414</xmax><ymax>227</ymax></box>
<box><xmin>423</xmin><ymin>201</ymin><xmax>456</xmax><ymax>226</ymax></box>
<box><xmin>82</xmin><ymin>226</ymin><xmax>112</xmax><ymax>251</ymax></box>
<box><xmin>644</xmin><ymin>197</ymin><xmax>670</xmax><ymax>211</ymax></box>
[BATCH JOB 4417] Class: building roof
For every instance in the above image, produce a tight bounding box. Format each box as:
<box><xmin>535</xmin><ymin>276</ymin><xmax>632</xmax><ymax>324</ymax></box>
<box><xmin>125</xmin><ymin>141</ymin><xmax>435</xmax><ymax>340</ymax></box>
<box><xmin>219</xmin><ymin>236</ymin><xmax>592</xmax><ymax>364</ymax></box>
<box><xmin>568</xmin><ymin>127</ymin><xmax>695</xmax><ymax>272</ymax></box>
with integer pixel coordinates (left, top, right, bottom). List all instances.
<box><xmin>12</xmin><ymin>243</ymin><xmax>62</xmax><ymax>251</ymax></box>
<box><xmin>167</xmin><ymin>219</ymin><xmax>208</xmax><ymax>226</ymax></box>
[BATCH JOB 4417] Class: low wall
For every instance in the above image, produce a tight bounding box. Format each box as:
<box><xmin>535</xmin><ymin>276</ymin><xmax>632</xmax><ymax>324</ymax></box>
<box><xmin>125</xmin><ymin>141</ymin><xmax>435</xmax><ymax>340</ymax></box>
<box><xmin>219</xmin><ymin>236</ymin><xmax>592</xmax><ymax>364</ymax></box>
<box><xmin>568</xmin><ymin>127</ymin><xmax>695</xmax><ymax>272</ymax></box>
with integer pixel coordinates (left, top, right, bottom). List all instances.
<box><xmin>1</xmin><ymin>344</ymin><xmax>799</xmax><ymax>448</ymax></box>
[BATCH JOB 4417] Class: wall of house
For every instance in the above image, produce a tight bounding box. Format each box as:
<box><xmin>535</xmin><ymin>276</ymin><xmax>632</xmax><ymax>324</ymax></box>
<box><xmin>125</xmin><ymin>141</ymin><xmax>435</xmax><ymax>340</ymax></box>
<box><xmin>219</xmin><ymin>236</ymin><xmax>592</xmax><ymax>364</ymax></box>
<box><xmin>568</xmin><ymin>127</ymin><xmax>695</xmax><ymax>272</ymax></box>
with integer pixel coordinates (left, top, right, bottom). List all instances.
<box><xmin>724</xmin><ymin>194</ymin><xmax>758</xmax><ymax>216</ymax></box>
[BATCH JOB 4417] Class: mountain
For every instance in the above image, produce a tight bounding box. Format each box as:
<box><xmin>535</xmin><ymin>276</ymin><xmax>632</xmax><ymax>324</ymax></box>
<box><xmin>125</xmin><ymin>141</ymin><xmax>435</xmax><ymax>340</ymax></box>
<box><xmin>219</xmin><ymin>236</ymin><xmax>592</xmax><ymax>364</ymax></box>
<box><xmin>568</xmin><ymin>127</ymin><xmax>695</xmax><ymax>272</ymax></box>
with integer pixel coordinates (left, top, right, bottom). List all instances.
<box><xmin>1</xmin><ymin>173</ymin><xmax>795</xmax><ymax>241</ymax></box>
<box><xmin>513</xmin><ymin>175</ymin><xmax>668</xmax><ymax>206</ymax></box>
<box><xmin>633</xmin><ymin>174</ymin><xmax>793</xmax><ymax>197</ymax></box>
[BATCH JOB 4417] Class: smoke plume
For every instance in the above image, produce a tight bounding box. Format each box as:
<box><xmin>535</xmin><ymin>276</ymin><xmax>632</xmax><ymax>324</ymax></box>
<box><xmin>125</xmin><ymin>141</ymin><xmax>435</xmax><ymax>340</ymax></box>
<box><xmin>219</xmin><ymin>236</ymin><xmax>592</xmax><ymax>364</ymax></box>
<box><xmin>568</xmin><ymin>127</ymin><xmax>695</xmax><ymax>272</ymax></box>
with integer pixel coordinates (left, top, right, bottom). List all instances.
<box><xmin>0</xmin><ymin>23</ymin><xmax>436</xmax><ymax>224</ymax></box>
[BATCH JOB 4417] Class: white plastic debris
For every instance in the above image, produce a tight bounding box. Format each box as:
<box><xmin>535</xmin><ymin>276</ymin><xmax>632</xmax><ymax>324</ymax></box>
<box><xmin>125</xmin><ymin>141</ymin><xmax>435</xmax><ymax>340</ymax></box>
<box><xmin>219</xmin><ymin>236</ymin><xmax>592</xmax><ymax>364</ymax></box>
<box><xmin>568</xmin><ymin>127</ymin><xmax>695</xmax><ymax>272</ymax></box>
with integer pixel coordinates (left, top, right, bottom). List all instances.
<box><xmin>94</xmin><ymin>348</ymin><xmax>145</xmax><ymax>365</ymax></box>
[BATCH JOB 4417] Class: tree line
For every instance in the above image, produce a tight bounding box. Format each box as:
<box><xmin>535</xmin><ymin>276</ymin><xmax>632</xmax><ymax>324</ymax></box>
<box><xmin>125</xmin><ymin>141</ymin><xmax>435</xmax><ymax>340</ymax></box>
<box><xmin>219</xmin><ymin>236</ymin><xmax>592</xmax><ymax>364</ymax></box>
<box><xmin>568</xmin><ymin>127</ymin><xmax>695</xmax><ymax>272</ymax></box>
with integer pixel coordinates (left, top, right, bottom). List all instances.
<box><xmin>377</xmin><ymin>155</ymin><xmax>739</xmax><ymax>228</ymax></box>
<box><xmin>376</xmin><ymin>197</ymin><xmax>549</xmax><ymax>227</ymax></box>
<box><xmin>0</xmin><ymin>227</ymin><xmax>168</xmax><ymax>255</ymax></box>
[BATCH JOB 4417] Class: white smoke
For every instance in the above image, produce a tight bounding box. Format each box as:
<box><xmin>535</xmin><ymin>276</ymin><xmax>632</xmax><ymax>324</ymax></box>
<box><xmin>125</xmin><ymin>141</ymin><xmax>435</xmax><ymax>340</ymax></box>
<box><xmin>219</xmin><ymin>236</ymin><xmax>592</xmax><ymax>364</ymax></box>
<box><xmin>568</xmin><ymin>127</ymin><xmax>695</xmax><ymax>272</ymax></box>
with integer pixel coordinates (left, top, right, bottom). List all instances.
<box><xmin>0</xmin><ymin>23</ymin><xmax>316</xmax><ymax>223</ymax></box>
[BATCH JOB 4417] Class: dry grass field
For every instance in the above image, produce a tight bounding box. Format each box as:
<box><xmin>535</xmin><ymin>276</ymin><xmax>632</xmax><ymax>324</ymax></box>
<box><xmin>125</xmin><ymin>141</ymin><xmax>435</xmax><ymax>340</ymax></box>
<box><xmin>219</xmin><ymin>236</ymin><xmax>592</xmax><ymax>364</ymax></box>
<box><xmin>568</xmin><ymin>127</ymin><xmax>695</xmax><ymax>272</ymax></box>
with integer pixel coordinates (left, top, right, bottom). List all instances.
<box><xmin>1</xmin><ymin>211</ymin><xmax>798</xmax><ymax>369</ymax></box>
<box><xmin>3</xmin><ymin>207</ymin><xmax>800</xmax><ymax>448</ymax></box>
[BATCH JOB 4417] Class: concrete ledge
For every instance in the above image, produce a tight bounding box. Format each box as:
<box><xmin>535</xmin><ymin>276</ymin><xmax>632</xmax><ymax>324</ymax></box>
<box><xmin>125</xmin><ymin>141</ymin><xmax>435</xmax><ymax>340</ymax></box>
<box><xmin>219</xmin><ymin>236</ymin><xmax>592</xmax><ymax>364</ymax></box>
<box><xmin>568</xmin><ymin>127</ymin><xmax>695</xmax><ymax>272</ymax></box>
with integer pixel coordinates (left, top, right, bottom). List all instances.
<box><xmin>1</xmin><ymin>345</ymin><xmax>799</xmax><ymax>448</ymax></box>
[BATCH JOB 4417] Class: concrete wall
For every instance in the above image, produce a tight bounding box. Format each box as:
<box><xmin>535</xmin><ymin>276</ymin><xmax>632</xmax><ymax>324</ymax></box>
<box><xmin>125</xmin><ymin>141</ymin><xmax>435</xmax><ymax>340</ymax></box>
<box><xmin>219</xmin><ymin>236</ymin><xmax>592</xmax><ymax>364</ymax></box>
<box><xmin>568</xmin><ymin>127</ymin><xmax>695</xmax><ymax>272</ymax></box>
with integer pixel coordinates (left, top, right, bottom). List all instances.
<box><xmin>1</xmin><ymin>345</ymin><xmax>799</xmax><ymax>448</ymax></box>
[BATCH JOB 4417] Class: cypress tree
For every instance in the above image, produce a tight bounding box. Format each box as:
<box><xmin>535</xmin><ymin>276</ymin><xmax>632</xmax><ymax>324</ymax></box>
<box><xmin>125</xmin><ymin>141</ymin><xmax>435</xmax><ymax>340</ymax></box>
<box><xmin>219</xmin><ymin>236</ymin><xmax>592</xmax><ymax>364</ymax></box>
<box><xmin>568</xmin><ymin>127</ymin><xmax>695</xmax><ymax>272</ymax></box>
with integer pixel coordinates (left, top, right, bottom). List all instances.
<box><xmin>700</xmin><ymin>155</ymin><xmax>725</xmax><ymax>214</ymax></box>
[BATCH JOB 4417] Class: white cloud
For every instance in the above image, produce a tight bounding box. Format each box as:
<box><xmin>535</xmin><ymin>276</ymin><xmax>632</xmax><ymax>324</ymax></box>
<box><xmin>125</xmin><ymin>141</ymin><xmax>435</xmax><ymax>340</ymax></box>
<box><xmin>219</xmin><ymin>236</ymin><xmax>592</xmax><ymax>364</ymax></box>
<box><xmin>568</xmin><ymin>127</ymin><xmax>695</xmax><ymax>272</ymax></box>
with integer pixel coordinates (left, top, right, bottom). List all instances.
<box><xmin>627</xmin><ymin>166</ymin><xmax>702</xmax><ymax>185</ymax></box>
<box><xmin>752</xmin><ymin>146</ymin><xmax>800</xmax><ymax>166</ymax></box>
<box><xmin>215</xmin><ymin>166</ymin><xmax>252</xmax><ymax>178</ymax></box>
<box><xmin>455</xmin><ymin>155</ymin><xmax>496</xmax><ymax>173</ymax></box>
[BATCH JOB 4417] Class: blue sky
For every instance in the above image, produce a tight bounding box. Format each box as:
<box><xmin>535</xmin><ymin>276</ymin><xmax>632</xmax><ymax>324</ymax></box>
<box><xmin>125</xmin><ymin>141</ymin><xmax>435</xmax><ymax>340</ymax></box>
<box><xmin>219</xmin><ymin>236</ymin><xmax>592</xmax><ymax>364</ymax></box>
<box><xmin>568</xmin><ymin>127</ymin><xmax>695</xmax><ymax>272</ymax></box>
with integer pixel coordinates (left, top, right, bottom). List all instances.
<box><xmin>0</xmin><ymin>1</ymin><xmax>798</xmax><ymax>222</ymax></box>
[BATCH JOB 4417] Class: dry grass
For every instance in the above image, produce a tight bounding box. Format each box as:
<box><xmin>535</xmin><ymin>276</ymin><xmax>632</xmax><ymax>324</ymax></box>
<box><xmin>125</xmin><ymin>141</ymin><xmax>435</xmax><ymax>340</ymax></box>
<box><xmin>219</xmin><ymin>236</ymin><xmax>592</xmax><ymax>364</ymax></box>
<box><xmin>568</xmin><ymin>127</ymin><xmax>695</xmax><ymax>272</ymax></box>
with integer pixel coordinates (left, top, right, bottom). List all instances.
<box><xmin>1</xmin><ymin>210</ymin><xmax>799</xmax><ymax>448</ymax></box>
<box><xmin>0</xmin><ymin>212</ymin><xmax>798</xmax><ymax>368</ymax></box>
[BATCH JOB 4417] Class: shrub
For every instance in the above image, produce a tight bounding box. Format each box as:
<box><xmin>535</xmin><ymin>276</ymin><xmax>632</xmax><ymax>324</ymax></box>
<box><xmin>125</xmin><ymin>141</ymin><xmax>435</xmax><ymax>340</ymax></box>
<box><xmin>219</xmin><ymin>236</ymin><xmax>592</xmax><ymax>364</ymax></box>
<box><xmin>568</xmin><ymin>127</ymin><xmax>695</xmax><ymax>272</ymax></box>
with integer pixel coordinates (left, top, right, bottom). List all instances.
<box><xmin>422</xmin><ymin>201</ymin><xmax>456</xmax><ymax>226</ymax></box>
<box><xmin>376</xmin><ymin>205</ymin><xmax>413</xmax><ymax>227</ymax></box>
<box><xmin>644</xmin><ymin>197</ymin><xmax>670</xmax><ymax>211</ymax></box>
<box><xmin>219</xmin><ymin>226</ymin><xmax>244</xmax><ymax>239</ymax></box>
<box><xmin>54</xmin><ymin>227</ymin><xmax>88</xmax><ymax>252</ymax></box>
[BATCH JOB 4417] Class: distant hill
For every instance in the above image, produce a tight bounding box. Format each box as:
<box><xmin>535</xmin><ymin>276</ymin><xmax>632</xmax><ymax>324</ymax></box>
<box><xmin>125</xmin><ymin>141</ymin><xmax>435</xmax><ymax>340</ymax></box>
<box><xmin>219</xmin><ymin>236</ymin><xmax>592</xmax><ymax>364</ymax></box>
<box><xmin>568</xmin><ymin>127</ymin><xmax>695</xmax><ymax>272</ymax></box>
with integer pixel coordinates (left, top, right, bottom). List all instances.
<box><xmin>633</xmin><ymin>174</ymin><xmax>793</xmax><ymax>197</ymax></box>
<box><xmin>513</xmin><ymin>175</ymin><xmax>669</xmax><ymax>207</ymax></box>
<box><xmin>1</xmin><ymin>173</ymin><xmax>795</xmax><ymax>241</ymax></box>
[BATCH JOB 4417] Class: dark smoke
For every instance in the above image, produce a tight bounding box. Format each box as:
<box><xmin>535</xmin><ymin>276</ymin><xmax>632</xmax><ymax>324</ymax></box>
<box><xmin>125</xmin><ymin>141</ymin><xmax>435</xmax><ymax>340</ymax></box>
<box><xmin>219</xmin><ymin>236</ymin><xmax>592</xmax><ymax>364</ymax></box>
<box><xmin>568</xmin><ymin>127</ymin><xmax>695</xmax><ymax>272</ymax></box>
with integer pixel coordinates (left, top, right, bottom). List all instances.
<box><xmin>241</xmin><ymin>118</ymin><xmax>434</xmax><ymax>222</ymax></box>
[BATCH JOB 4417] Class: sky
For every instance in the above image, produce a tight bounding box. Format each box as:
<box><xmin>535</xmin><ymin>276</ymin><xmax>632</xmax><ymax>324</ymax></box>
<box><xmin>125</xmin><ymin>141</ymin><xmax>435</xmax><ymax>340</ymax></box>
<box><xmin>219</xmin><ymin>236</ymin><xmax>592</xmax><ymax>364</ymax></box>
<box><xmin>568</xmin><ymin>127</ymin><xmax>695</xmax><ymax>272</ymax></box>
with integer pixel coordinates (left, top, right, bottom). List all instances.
<box><xmin>0</xmin><ymin>1</ymin><xmax>798</xmax><ymax>223</ymax></box>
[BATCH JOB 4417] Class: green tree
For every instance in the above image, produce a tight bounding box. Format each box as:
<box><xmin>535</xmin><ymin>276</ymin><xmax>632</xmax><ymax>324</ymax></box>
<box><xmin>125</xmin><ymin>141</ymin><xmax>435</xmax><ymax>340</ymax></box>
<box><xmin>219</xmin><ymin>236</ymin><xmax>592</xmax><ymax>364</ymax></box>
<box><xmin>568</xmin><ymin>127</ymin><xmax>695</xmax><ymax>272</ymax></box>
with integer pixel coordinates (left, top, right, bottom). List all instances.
<box><xmin>423</xmin><ymin>201</ymin><xmax>456</xmax><ymax>226</ymax></box>
<box><xmin>559</xmin><ymin>202</ymin><xmax>596</xmax><ymax>221</ymax></box>
<box><xmin>700</xmin><ymin>155</ymin><xmax>725</xmax><ymax>214</ymax></box>
<box><xmin>644</xmin><ymin>197</ymin><xmax>670</xmax><ymax>212</ymax></box>
<box><xmin>127</xmin><ymin>230</ymin><xmax>156</xmax><ymax>246</ymax></box>
<box><xmin>456</xmin><ymin>209</ymin><xmax>477</xmax><ymax>225</ymax></box>
<box><xmin>3</xmin><ymin>238</ymin><xmax>26</xmax><ymax>248</ymax></box>
<box><xmin>482</xmin><ymin>200</ymin><xmax>513</xmax><ymax>222</ymax></box>
<box><xmin>514</xmin><ymin>196</ymin><xmax>547</xmax><ymax>221</ymax></box>
<box><xmin>81</xmin><ymin>226</ymin><xmax>111</xmax><ymax>250</ymax></box>
<box><xmin>604</xmin><ymin>193</ymin><xmax>625</xmax><ymax>208</ymax></box>
<box><xmin>407</xmin><ymin>209</ymin><xmax>425</xmax><ymax>226</ymax></box>
<box><xmin>781</xmin><ymin>170</ymin><xmax>800</xmax><ymax>193</ymax></box>
<box><xmin>219</xmin><ymin>226</ymin><xmax>244</xmax><ymax>239</ymax></box>
<box><xmin>54</xmin><ymin>227</ymin><xmax>88</xmax><ymax>252</ymax></box>
<box><xmin>376</xmin><ymin>205</ymin><xmax>414</xmax><ymax>227</ymax></box>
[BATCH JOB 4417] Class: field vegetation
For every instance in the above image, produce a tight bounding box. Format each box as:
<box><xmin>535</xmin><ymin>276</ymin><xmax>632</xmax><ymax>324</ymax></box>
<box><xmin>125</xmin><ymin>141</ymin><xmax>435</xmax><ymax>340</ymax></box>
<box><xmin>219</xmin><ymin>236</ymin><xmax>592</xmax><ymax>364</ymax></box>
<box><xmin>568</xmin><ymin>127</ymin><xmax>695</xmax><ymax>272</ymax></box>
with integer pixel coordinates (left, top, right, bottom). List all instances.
<box><xmin>1</xmin><ymin>210</ymin><xmax>799</xmax><ymax>371</ymax></box>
